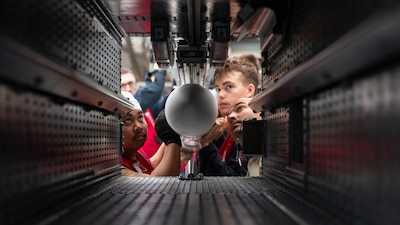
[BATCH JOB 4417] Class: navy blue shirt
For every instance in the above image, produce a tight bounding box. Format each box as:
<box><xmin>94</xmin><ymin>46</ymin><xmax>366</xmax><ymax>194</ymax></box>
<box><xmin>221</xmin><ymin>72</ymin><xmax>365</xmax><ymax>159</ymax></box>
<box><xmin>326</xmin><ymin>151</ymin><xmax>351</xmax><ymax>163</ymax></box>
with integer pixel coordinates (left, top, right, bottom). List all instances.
<box><xmin>134</xmin><ymin>70</ymin><xmax>170</xmax><ymax>118</ymax></box>
<box><xmin>134</xmin><ymin>70</ymin><xmax>166</xmax><ymax>112</ymax></box>
<box><xmin>198</xmin><ymin>136</ymin><xmax>248</xmax><ymax>176</ymax></box>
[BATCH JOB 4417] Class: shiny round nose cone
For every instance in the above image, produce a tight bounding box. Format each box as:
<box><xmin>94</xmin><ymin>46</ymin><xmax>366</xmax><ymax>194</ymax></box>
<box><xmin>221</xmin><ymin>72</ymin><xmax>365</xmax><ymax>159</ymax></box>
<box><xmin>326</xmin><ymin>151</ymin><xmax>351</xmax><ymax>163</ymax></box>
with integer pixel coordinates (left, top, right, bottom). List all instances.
<box><xmin>165</xmin><ymin>84</ymin><xmax>218</xmax><ymax>137</ymax></box>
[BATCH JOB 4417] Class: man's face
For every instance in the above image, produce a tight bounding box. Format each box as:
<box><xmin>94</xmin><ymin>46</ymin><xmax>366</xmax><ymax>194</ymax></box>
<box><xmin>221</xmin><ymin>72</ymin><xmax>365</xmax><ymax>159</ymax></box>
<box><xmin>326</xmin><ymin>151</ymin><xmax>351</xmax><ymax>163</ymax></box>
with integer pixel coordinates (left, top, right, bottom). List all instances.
<box><xmin>121</xmin><ymin>109</ymin><xmax>148</xmax><ymax>153</ymax></box>
<box><xmin>214</xmin><ymin>71</ymin><xmax>255</xmax><ymax>116</ymax></box>
<box><xmin>121</xmin><ymin>73</ymin><xmax>139</xmax><ymax>94</ymax></box>
<box><xmin>227</xmin><ymin>98</ymin><xmax>261</xmax><ymax>144</ymax></box>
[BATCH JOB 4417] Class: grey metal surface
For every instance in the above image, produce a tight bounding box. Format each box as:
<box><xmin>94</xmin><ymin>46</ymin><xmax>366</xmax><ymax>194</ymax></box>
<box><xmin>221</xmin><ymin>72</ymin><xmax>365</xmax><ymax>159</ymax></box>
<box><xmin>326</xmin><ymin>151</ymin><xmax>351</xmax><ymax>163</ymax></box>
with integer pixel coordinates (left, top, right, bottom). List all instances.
<box><xmin>0</xmin><ymin>39</ymin><xmax>139</xmax><ymax>115</ymax></box>
<box><xmin>0</xmin><ymin>83</ymin><xmax>122</xmax><ymax>225</ymax></box>
<box><xmin>31</xmin><ymin>177</ymin><xmax>339</xmax><ymax>225</ymax></box>
<box><xmin>0</xmin><ymin>0</ymin><xmax>122</xmax><ymax>93</ymax></box>
<box><xmin>253</xmin><ymin>1</ymin><xmax>400</xmax><ymax>225</ymax></box>
<box><xmin>304</xmin><ymin>64</ymin><xmax>400</xmax><ymax>225</ymax></box>
<box><xmin>1</xmin><ymin>1</ymin><xmax>400</xmax><ymax>225</ymax></box>
<box><xmin>250</xmin><ymin>3</ymin><xmax>400</xmax><ymax>112</ymax></box>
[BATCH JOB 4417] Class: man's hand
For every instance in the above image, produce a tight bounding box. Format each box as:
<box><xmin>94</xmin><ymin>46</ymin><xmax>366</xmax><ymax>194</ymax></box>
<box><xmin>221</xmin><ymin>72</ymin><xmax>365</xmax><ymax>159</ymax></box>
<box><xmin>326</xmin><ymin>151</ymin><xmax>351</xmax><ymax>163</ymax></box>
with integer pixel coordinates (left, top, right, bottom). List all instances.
<box><xmin>149</xmin><ymin>74</ymin><xmax>155</xmax><ymax>82</ymax></box>
<box><xmin>200</xmin><ymin>116</ymin><xmax>228</xmax><ymax>147</ymax></box>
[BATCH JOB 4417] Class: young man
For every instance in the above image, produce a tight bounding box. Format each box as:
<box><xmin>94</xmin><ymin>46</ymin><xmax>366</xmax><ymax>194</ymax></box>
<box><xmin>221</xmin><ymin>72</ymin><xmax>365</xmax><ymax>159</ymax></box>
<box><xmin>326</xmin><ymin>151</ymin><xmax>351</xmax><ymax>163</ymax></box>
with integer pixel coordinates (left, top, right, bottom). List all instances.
<box><xmin>198</xmin><ymin>56</ymin><xmax>260</xmax><ymax>176</ymax></box>
<box><xmin>120</xmin><ymin>92</ymin><xmax>181</xmax><ymax>177</ymax></box>
<box><xmin>227</xmin><ymin>97</ymin><xmax>263</xmax><ymax>177</ymax></box>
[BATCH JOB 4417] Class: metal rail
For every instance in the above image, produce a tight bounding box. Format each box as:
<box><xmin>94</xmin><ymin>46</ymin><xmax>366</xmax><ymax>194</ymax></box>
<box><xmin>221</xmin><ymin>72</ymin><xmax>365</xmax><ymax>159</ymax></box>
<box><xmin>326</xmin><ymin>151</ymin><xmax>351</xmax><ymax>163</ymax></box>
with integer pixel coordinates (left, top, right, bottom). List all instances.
<box><xmin>0</xmin><ymin>36</ymin><xmax>135</xmax><ymax>115</ymax></box>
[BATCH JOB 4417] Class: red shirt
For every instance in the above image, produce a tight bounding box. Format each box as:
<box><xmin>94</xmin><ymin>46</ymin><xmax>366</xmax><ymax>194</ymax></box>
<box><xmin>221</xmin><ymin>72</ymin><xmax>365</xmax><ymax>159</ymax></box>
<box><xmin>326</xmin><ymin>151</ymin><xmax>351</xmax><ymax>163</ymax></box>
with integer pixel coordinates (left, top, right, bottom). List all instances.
<box><xmin>138</xmin><ymin>109</ymin><xmax>162</xmax><ymax>158</ymax></box>
<box><xmin>121</xmin><ymin>152</ymin><xmax>154</xmax><ymax>174</ymax></box>
<box><xmin>218</xmin><ymin>127</ymin><xmax>235</xmax><ymax>162</ymax></box>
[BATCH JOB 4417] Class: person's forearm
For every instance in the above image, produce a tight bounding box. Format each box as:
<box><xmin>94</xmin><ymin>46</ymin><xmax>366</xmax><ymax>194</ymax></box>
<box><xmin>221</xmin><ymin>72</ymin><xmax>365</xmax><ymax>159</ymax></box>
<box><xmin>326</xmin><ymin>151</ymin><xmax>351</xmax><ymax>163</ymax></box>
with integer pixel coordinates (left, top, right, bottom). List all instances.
<box><xmin>121</xmin><ymin>166</ymin><xmax>149</xmax><ymax>177</ymax></box>
<box><xmin>151</xmin><ymin>143</ymin><xmax>181</xmax><ymax>176</ymax></box>
<box><xmin>150</xmin><ymin>143</ymin><xmax>166</xmax><ymax>168</ymax></box>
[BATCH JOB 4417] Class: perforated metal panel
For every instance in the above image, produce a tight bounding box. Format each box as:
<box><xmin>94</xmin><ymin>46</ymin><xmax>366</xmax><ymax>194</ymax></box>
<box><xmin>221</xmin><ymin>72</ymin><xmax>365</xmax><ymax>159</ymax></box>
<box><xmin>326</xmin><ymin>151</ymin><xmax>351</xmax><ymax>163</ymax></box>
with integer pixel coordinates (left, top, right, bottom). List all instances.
<box><xmin>0</xmin><ymin>0</ymin><xmax>122</xmax><ymax>92</ymax></box>
<box><xmin>264</xmin><ymin>0</ymin><xmax>385</xmax><ymax>88</ymax></box>
<box><xmin>1</xmin><ymin>1</ymin><xmax>399</xmax><ymax>225</ymax></box>
<box><xmin>0</xmin><ymin>84</ymin><xmax>122</xmax><ymax>225</ymax></box>
<box><xmin>0</xmin><ymin>1</ymin><xmax>125</xmax><ymax>224</ymax></box>
<box><xmin>305</xmin><ymin>64</ymin><xmax>400</xmax><ymax>224</ymax></box>
<box><xmin>263</xmin><ymin>107</ymin><xmax>290</xmax><ymax>176</ymax></box>
<box><xmin>259</xmin><ymin>1</ymin><xmax>400</xmax><ymax>224</ymax></box>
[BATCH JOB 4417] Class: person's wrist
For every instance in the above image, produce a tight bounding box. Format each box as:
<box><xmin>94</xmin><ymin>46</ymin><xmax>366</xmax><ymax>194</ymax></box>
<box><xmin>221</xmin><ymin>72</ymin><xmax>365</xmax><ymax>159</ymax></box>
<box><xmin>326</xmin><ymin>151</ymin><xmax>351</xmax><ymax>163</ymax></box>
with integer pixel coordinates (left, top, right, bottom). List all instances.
<box><xmin>165</xmin><ymin>138</ymin><xmax>181</xmax><ymax>147</ymax></box>
<box><xmin>200</xmin><ymin>139</ymin><xmax>210</xmax><ymax>147</ymax></box>
<box><xmin>201</xmin><ymin>135</ymin><xmax>212</xmax><ymax>147</ymax></box>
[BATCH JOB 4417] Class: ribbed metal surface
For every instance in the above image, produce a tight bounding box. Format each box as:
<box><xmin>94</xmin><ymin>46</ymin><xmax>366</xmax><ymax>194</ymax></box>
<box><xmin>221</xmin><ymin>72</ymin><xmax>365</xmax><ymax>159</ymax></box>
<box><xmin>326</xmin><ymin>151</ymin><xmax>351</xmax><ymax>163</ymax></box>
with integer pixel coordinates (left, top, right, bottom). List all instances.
<box><xmin>31</xmin><ymin>177</ymin><xmax>339</xmax><ymax>225</ymax></box>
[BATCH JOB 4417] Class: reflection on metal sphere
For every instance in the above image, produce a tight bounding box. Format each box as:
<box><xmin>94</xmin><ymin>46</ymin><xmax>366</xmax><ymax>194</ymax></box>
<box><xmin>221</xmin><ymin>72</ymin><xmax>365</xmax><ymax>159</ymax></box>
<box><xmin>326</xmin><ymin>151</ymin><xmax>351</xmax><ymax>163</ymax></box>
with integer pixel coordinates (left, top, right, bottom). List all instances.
<box><xmin>165</xmin><ymin>84</ymin><xmax>217</xmax><ymax>137</ymax></box>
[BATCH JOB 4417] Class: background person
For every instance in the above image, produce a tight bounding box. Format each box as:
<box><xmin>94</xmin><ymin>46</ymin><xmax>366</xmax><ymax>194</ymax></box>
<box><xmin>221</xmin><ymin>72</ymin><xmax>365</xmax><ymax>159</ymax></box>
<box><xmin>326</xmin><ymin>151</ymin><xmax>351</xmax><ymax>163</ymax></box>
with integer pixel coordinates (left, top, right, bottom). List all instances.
<box><xmin>121</xmin><ymin>66</ymin><xmax>167</xmax><ymax>115</ymax></box>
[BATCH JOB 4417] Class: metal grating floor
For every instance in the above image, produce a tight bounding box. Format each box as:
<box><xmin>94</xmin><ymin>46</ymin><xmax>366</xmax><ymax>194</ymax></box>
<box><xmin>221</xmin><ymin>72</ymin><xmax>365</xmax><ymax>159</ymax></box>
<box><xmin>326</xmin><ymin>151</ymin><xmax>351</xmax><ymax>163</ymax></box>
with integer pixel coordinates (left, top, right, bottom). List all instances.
<box><xmin>33</xmin><ymin>177</ymin><xmax>339</xmax><ymax>225</ymax></box>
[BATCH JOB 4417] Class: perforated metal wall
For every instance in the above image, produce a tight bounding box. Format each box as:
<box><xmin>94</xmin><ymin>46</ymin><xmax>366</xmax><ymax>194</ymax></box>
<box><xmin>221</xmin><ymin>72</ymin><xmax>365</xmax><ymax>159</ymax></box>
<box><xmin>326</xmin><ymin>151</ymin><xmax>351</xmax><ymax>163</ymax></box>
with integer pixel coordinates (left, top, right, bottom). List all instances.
<box><xmin>0</xmin><ymin>0</ymin><xmax>125</xmax><ymax>224</ymax></box>
<box><xmin>262</xmin><ymin>107</ymin><xmax>290</xmax><ymax>178</ymax></box>
<box><xmin>259</xmin><ymin>0</ymin><xmax>400</xmax><ymax>224</ymax></box>
<box><xmin>0</xmin><ymin>0</ymin><xmax>122</xmax><ymax>92</ymax></box>
<box><xmin>1</xmin><ymin>0</ymin><xmax>399</xmax><ymax>225</ymax></box>
<box><xmin>264</xmin><ymin>0</ymin><xmax>384</xmax><ymax>88</ymax></box>
<box><xmin>304</xmin><ymin>64</ymin><xmax>400</xmax><ymax>224</ymax></box>
<box><xmin>0</xmin><ymin>84</ymin><xmax>121</xmax><ymax>225</ymax></box>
